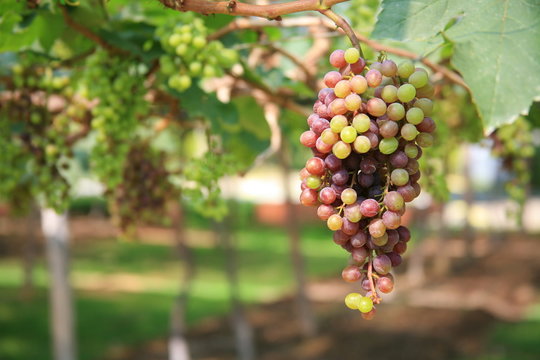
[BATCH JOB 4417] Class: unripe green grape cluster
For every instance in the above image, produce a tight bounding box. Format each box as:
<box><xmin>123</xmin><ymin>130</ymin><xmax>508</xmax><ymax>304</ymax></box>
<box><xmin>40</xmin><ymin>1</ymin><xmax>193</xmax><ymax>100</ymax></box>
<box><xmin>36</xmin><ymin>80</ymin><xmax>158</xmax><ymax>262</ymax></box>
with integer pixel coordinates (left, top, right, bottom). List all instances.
<box><xmin>0</xmin><ymin>59</ymin><xmax>74</xmax><ymax>212</ymax></box>
<box><xmin>81</xmin><ymin>50</ymin><xmax>149</xmax><ymax>189</ymax></box>
<box><xmin>299</xmin><ymin>49</ymin><xmax>436</xmax><ymax>319</ymax></box>
<box><xmin>156</xmin><ymin>13</ymin><xmax>239</xmax><ymax>92</ymax></box>
<box><xmin>491</xmin><ymin>117</ymin><xmax>534</xmax><ymax>219</ymax></box>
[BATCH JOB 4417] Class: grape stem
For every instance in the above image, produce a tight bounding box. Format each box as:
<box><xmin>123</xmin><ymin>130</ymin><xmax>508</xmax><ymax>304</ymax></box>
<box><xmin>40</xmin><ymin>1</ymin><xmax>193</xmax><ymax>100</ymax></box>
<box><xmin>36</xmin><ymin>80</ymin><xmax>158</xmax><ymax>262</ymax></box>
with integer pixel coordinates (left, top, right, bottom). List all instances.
<box><xmin>318</xmin><ymin>8</ymin><xmax>364</xmax><ymax>58</ymax></box>
<box><xmin>367</xmin><ymin>257</ymin><xmax>381</xmax><ymax>303</ymax></box>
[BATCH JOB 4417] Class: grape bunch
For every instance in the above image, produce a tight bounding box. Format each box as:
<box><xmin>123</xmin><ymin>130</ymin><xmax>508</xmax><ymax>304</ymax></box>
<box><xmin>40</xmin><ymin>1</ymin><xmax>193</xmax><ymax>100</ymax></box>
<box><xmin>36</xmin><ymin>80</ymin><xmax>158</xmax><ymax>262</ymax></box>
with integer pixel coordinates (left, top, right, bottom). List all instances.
<box><xmin>156</xmin><ymin>13</ymin><xmax>238</xmax><ymax>92</ymax></box>
<box><xmin>110</xmin><ymin>142</ymin><xmax>176</xmax><ymax>235</ymax></box>
<box><xmin>81</xmin><ymin>50</ymin><xmax>149</xmax><ymax>189</ymax></box>
<box><xmin>299</xmin><ymin>48</ymin><xmax>436</xmax><ymax>319</ymax></box>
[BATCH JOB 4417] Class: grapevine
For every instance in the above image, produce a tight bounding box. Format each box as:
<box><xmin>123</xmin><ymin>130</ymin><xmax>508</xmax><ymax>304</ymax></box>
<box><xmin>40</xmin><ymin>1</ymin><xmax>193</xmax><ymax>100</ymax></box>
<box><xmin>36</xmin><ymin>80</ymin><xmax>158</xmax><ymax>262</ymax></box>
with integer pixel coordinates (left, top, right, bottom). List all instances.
<box><xmin>299</xmin><ymin>48</ymin><xmax>436</xmax><ymax>319</ymax></box>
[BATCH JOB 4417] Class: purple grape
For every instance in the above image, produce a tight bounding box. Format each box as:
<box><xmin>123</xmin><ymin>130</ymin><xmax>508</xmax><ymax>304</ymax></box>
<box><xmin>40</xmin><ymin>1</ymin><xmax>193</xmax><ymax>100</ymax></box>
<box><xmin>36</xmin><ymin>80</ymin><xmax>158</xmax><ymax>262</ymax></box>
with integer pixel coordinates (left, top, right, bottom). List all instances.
<box><xmin>389</xmin><ymin>151</ymin><xmax>408</xmax><ymax>168</ymax></box>
<box><xmin>382</xmin><ymin>210</ymin><xmax>401</xmax><ymax>229</ymax></box>
<box><xmin>333</xmin><ymin>230</ymin><xmax>350</xmax><ymax>245</ymax></box>
<box><xmin>352</xmin><ymin>246</ymin><xmax>368</xmax><ymax>263</ymax></box>
<box><xmin>397</xmin><ymin>226</ymin><xmax>411</xmax><ymax>242</ymax></box>
<box><xmin>358</xmin><ymin>173</ymin><xmax>374</xmax><ymax>188</ymax></box>
<box><xmin>360</xmin><ymin>157</ymin><xmax>377</xmax><ymax>174</ymax></box>
<box><xmin>387</xmin><ymin>252</ymin><xmax>403</xmax><ymax>267</ymax></box>
<box><xmin>342</xmin><ymin>218</ymin><xmax>360</xmax><ymax>236</ymax></box>
<box><xmin>350</xmin><ymin>231</ymin><xmax>368</xmax><ymax>248</ymax></box>
<box><xmin>324</xmin><ymin>154</ymin><xmax>342</xmax><ymax>172</ymax></box>
<box><xmin>332</xmin><ymin>169</ymin><xmax>349</xmax><ymax>186</ymax></box>
<box><xmin>373</xmin><ymin>254</ymin><xmax>392</xmax><ymax>274</ymax></box>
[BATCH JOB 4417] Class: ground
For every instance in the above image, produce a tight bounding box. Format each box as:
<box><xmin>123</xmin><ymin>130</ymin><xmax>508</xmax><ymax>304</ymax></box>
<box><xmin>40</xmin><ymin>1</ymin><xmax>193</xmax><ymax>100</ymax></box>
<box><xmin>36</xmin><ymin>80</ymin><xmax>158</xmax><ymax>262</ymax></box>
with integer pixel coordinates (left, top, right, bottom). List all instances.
<box><xmin>0</xmin><ymin>217</ymin><xmax>539</xmax><ymax>360</ymax></box>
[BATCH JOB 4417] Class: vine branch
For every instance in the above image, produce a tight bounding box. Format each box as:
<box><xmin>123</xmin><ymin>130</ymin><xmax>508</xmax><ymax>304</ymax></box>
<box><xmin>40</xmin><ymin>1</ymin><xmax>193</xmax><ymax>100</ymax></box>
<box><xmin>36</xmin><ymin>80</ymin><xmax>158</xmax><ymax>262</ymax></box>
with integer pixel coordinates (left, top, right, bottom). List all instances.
<box><xmin>157</xmin><ymin>0</ymin><xmax>348</xmax><ymax>20</ymax></box>
<box><xmin>318</xmin><ymin>8</ymin><xmax>363</xmax><ymax>57</ymax></box>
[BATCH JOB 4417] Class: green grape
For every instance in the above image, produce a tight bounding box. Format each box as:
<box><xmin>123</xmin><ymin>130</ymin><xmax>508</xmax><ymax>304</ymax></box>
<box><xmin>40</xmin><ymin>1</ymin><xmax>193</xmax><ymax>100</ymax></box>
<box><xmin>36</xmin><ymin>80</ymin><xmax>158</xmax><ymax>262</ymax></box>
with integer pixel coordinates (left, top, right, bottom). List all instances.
<box><xmin>381</xmin><ymin>85</ymin><xmax>398</xmax><ymax>103</ymax></box>
<box><xmin>169</xmin><ymin>33</ymin><xmax>182</xmax><ymax>47</ymax></box>
<box><xmin>344</xmin><ymin>48</ymin><xmax>360</xmax><ymax>64</ymax></box>
<box><xmin>357</xmin><ymin>296</ymin><xmax>374</xmax><ymax>313</ymax></box>
<box><xmin>414</xmin><ymin>98</ymin><xmax>433</xmax><ymax>116</ymax></box>
<box><xmin>379</xmin><ymin>137</ymin><xmax>398</xmax><ymax>155</ymax></box>
<box><xmin>331</xmin><ymin>115</ymin><xmax>348</xmax><ymax>133</ymax></box>
<box><xmin>406</xmin><ymin>107</ymin><xmax>424</xmax><ymax>125</ymax></box>
<box><xmin>387</xmin><ymin>103</ymin><xmax>405</xmax><ymax>121</ymax></box>
<box><xmin>391</xmin><ymin>169</ymin><xmax>409</xmax><ymax>186</ymax></box>
<box><xmin>345</xmin><ymin>293</ymin><xmax>362</xmax><ymax>309</ymax></box>
<box><xmin>341</xmin><ymin>188</ymin><xmax>357</xmax><ymax>204</ymax></box>
<box><xmin>306</xmin><ymin>175</ymin><xmax>322</xmax><ymax>189</ymax></box>
<box><xmin>416</xmin><ymin>132</ymin><xmax>434</xmax><ymax>147</ymax></box>
<box><xmin>397</xmin><ymin>84</ymin><xmax>416</xmax><ymax>103</ymax></box>
<box><xmin>333</xmin><ymin>141</ymin><xmax>352</xmax><ymax>159</ymax></box>
<box><xmin>340</xmin><ymin>126</ymin><xmax>357</xmax><ymax>143</ymax></box>
<box><xmin>401</xmin><ymin>123</ymin><xmax>419</xmax><ymax>141</ymax></box>
<box><xmin>397</xmin><ymin>60</ymin><xmax>415</xmax><ymax>78</ymax></box>
<box><xmin>404</xmin><ymin>143</ymin><xmax>419</xmax><ymax>158</ymax></box>
<box><xmin>409</xmin><ymin>70</ymin><xmax>428</xmax><ymax>89</ymax></box>
<box><xmin>352</xmin><ymin>113</ymin><xmax>371</xmax><ymax>133</ymax></box>
<box><xmin>353</xmin><ymin>135</ymin><xmax>371</xmax><ymax>153</ymax></box>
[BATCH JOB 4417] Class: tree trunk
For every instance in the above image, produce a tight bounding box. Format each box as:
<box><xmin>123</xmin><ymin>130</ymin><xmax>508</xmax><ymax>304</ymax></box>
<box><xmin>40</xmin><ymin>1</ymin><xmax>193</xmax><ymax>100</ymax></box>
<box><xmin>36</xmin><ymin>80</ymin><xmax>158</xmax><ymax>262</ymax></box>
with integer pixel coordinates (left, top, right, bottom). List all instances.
<box><xmin>22</xmin><ymin>204</ymin><xmax>39</xmax><ymax>296</ymax></box>
<box><xmin>216</xmin><ymin>220</ymin><xmax>256</xmax><ymax>360</ymax></box>
<box><xmin>278</xmin><ymin>140</ymin><xmax>317</xmax><ymax>337</ymax></box>
<box><xmin>169</xmin><ymin>203</ymin><xmax>194</xmax><ymax>360</ymax></box>
<box><xmin>41</xmin><ymin>208</ymin><xmax>76</xmax><ymax>360</ymax></box>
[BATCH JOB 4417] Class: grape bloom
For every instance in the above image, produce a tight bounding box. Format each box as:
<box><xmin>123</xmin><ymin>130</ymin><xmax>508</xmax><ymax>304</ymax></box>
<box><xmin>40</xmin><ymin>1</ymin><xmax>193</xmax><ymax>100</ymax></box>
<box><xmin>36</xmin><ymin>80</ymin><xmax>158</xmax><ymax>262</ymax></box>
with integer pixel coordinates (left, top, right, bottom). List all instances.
<box><xmin>299</xmin><ymin>49</ymin><xmax>435</xmax><ymax>319</ymax></box>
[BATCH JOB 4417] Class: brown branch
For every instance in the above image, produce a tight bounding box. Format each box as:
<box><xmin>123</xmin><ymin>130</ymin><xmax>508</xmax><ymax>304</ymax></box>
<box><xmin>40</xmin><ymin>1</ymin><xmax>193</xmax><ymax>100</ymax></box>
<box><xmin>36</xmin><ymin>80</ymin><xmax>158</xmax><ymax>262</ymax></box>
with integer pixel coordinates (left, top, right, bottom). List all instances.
<box><xmin>265</xmin><ymin>44</ymin><xmax>318</xmax><ymax>91</ymax></box>
<box><xmin>60</xmin><ymin>6</ymin><xmax>128</xmax><ymax>55</ymax></box>
<box><xmin>318</xmin><ymin>8</ymin><xmax>363</xmax><ymax>57</ymax></box>
<box><xmin>157</xmin><ymin>0</ymin><xmax>348</xmax><ymax>19</ymax></box>
<box><xmin>210</xmin><ymin>16</ymin><xmax>469</xmax><ymax>90</ymax></box>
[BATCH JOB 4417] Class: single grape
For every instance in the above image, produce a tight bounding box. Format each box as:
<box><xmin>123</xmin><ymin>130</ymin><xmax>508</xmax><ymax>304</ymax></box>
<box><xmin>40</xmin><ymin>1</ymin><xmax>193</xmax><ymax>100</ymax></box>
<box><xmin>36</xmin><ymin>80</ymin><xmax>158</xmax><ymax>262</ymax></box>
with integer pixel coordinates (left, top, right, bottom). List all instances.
<box><xmin>416</xmin><ymin>132</ymin><xmax>434</xmax><ymax>147</ymax></box>
<box><xmin>397</xmin><ymin>60</ymin><xmax>415</xmax><ymax>78</ymax></box>
<box><xmin>369</xmin><ymin>218</ymin><xmax>386</xmax><ymax>238</ymax></box>
<box><xmin>300</xmin><ymin>189</ymin><xmax>318</xmax><ymax>206</ymax></box>
<box><xmin>344</xmin><ymin>48</ymin><xmax>360</xmax><ymax>64</ymax></box>
<box><xmin>344</xmin><ymin>202</ymin><xmax>362</xmax><ymax>222</ymax></box>
<box><xmin>332</xmin><ymin>141</ymin><xmax>352</xmax><ymax>159</ymax></box>
<box><xmin>416</xmin><ymin>82</ymin><xmax>434</xmax><ymax>98</ymax></box>
<box><xmin>382</xmin><ymin>210</ymin><xmax>401</xmax><ymax>229</ymax></box>
<box><xmin>306</xmin><ymin>157</ymin><xmax>326</xmax><ymax>175</ymax></box>
<box><xmin>360</xmin><ymin>199</ymin><xmax>380</xmax><ymax>217</ymax></box>
<box><xmin>317</xmin><ymin>204</ymin><xmax>336</xmax><ymax>220</ymax></box>
<box><xmin>365</xmin><ymin>69</ymin><xmax>383</xmax><ymax>88</ymax></box>
<box><xmin>319</xmin><ymin>187</ymin><xmax>337</xmax><ymax>204</ymax></box>
<box><xmin>330</xmin><ymin>115</ymin><xmax>348</xmax><ymax>133</ymax></box>
<box><xmin>327</xmin><ymin>214</ymin><xmax>343</xmax><ymax>231</ymax></box>
<box><xmin>394</xmin><ymin>241</ymin><xmax>407</xmax><ymax>255</ymax></box>
<box><xmin>342</xmin><ymin>267</ymin><xmax>362</xmax><ymax>283</ymax></box>
<box><xmin>380</xmin><ymin>59</ymin><xmax>398</xmax><ymax>77</ymax></box>
<box><xmin>353</xmin><ymin>135</ymin><xmax>371</xmax><ymax>153</ymax></box>
<box><xmin>401</xmin><ymin>123</ymin><xmax>419</xmax><ymax>141</ymax></box>
<box><xmin>384</xmin><ymin>191</ymin><xmax>404</xmax><ymax>212</ymax></box>
<box><xmin>345</xmin><ymin>93</ymin><xmax>362</xmax><ymax>111</ymax></box>
<box><xmin>377</xmin><ymin>276</ymin><xmax>394</xmax><ymax>293</ymax></box>
<box><xmin>340</xmin><ymin>126</ymin><xmax>358</xmax><ymax>143</ymax></box>
<box><xmin>315</xmin><ymin>137</ymin><xmax>333</xmax><ymax>153</ymax></box>
<box><xmin>300</xmin><ymin>130</ymin><xmax>317</xmax><ymax>147</ymax></box>
<box><xmin>332</xmin><ymin>169</ymin><xmax>349</xmax><ymax>186</ymax></box>
<box><xmin>361</xmin><ymin>307</ymin><xmax>377</xmax><ymax>320</ymax></box>
<box><xmin>330</xmin><ymin>99</ymin><xmax>347</xmax><ymax>115</ymax></box>
<box><xmin>333</xmin><ymin>230</ymin><xmax>350</xmax><ymax>245</ymax></box>
<box><xmin>381</xmin><ymin>85</ymin><xmax>398</xmax><ymax>103</ymax></box>
<box><xmin>350</xmin><ymin>58</ymin><xmax>366</xmax><ymax>74</ymax></box>
<box><xmin>406</xmin><ymin>107</ymin><xmax>424</xmax><ymax>125</ymax></box>
<box><xmin>397</xmin><ymin>83</ymin><xmax>416</xmax><ymax>103</ymax></box>
<box><xmin>379</xmin><ymin>121</ymin><xmax>399</xmax><ymax>138</ymax></box>
<box><xmin>414</xmin><ymin>98</ymin><xmax>433</xmax><ymax>116</ymax></box>
<box><xmin>357</xmin><ymin>296</ymin><xmax>374</xmax><ymax>313</ymax></box>
<box><xmin>397</xmin><ymin>226</ymin><xmax>411</xmax><ymax>242</ymax></box>
<box><xmin>364</xmin><ymin>132</ymin><xmax>379</xmax><ymax>149</ymax></box>
<box><xmin>360</xmin><ymin>156</ymin><xmax>377</xmax><ymax>174</ymax></box>
<box><xmin>329</xmin><ymin>49</ymin><xmax>347</xmax><ymax>68</ymax></box>
<box><xmin>352</xmin><ymin>113</ymin><xmax>371</xmax><ymax>133</ymax></box>
<box><xmin>379</xmin><ymin>137</ymin><xmax>398</xmax><ymax>155</ymax></box>
<box><xmin>345</xmin><ymin>292</ymin><xmax>362</xmax><ymax>309</ymax></box>
<box><xmin>350</xmin><ymin>75</ymin><xmax>368</xmax><ymax>94</ymax></box>
<box><xmin>342</xmin><ymin>218</ymin><xmax>360</xmax><ymax>236</ymax></box>
<box><xmin>307</xmin><ymin>113</ymin><xmax>319</xmax><ymax>127</ymax></box>
<box><xmin>405</xmin><ymin>158</ymin><xmax>420</xmax><ymax>175</ymax></box>
<box><xmin>306</xmin><ymin>175</ymin><xmax>322</xmax><ymax>189</ymax></box>
<box><xmin>416</xmin><ymin>117</ymin><xmax>436</xmax><ymax>133</ymax></box>
<box><xmin>324</xmin><ymin>154</ymin><xmax>342</xmax><ymax>172</ymax></box>
<box><xmin>404</xmin><ymin>143</ymin><xmax>419</xmax><ymax>158</ymax></box>
<box><xmin>351</xmin><ymin>246</ymin><xmax>368</xmax><ymax>263</ymax></box>
<box><xmin>341</xmin><ymin>188</ymin><xmax>358</xmax><ymax>204</ymax></box>
<box><xmin>373</xmin><ymin>254</ymin><xmax>392</xmax><ymax>275</ymax></box>
<box><xmin>311</xmin><ymin>118</ymin><xmax>330</xmax><ymax>135</ymax></box>
<box><xmin>334</xmin><ymin>80</ymin><xmax>351</xmax><ymax>98</ymax></box>
<box><xmin>386</xmin><ymin>103</ymin><xmax>405</xmax><ymax>121</ymax></box>
<box><xmin>391</xmin><ymin>168</ymin><xmax>409</xmax><ymax>186</ymax></box>
<box><xmin>397</xmin><ymin>184</ymin><xmax>416</xmax><ymax>202</ymax></box>
<box><xmin>408</xmin><ymin>70</ymin><xmax>428</xmax><ymax>88</ymax></box>
<box><xmin>324</xmin><ymin>71</ymin><xmax>342</xmax><ymax>88</ymax></box>
<box><xmin>299</xmin><ymin>167</ymin><xmax>310</xmax><ymax>180</ymax></box>
<box><xmin>318</xmin><ymin>88</ymin><xmax>333</xmax><ymax>102</ymax></box>
<box><xmin>367</xmin><ymin>98</ymin><xmax>387</xmax><ymax>117</ymax></box>
<box><xmin>350</xmin><ymin>231</ymin><xmax>368</xmax><ymax>248</ymax></box>
<box><xmin>358</xmin><ymin>173</ymin><xmax>374</xmax><ymax>188</ymax></box>
<box><xmin>389</xmin><ymin>151</ymin><xmax>408</xmax><ymax>168</ymax></box>
<box><xmin>321</xmin><ymin>128</ymin><xmax>339</xmax><ymax>145</ymax></box>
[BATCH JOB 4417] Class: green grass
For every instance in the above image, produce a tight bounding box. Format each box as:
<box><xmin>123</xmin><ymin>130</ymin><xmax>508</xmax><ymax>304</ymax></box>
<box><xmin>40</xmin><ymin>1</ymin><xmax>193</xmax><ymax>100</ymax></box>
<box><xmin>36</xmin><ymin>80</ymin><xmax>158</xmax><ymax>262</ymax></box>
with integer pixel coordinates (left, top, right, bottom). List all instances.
<box><xmin>0</xmin><ymin>224</ymin><xmax>344</xmax><ymax>360</ymax></box>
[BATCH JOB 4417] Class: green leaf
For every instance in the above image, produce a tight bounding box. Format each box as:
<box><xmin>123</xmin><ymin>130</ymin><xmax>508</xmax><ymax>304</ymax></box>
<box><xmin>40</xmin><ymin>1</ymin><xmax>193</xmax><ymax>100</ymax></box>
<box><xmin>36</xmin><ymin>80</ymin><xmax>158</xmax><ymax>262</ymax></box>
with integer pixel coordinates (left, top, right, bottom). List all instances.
<box><xmin>232</xmin><ymin>96</ymin><xmax>270</xmax><ymax>140</ymax></box>
<box><xmin>373</xmin><ymin>0</ymin><xmax>540</xmax><ymax>132</ymax></box>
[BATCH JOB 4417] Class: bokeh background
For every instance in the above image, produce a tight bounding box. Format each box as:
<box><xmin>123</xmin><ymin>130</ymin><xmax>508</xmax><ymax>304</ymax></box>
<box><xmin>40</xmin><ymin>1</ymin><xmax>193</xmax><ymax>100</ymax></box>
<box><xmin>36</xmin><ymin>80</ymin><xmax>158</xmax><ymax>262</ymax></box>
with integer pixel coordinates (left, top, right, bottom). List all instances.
<box><xmin>1</xmin><ymin>1</ymin><xmax>540</xmax><ymax>360</ymax></box>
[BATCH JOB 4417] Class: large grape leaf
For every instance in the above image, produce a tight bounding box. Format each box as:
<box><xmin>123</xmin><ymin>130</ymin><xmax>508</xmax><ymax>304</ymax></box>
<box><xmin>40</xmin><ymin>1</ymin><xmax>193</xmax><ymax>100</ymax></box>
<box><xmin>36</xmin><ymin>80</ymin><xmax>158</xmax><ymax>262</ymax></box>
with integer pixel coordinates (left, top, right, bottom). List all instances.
<box><xmin>373</xmin><ymin>0</ymin><xmax>540</xmax><ymax>132</ymax></box>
